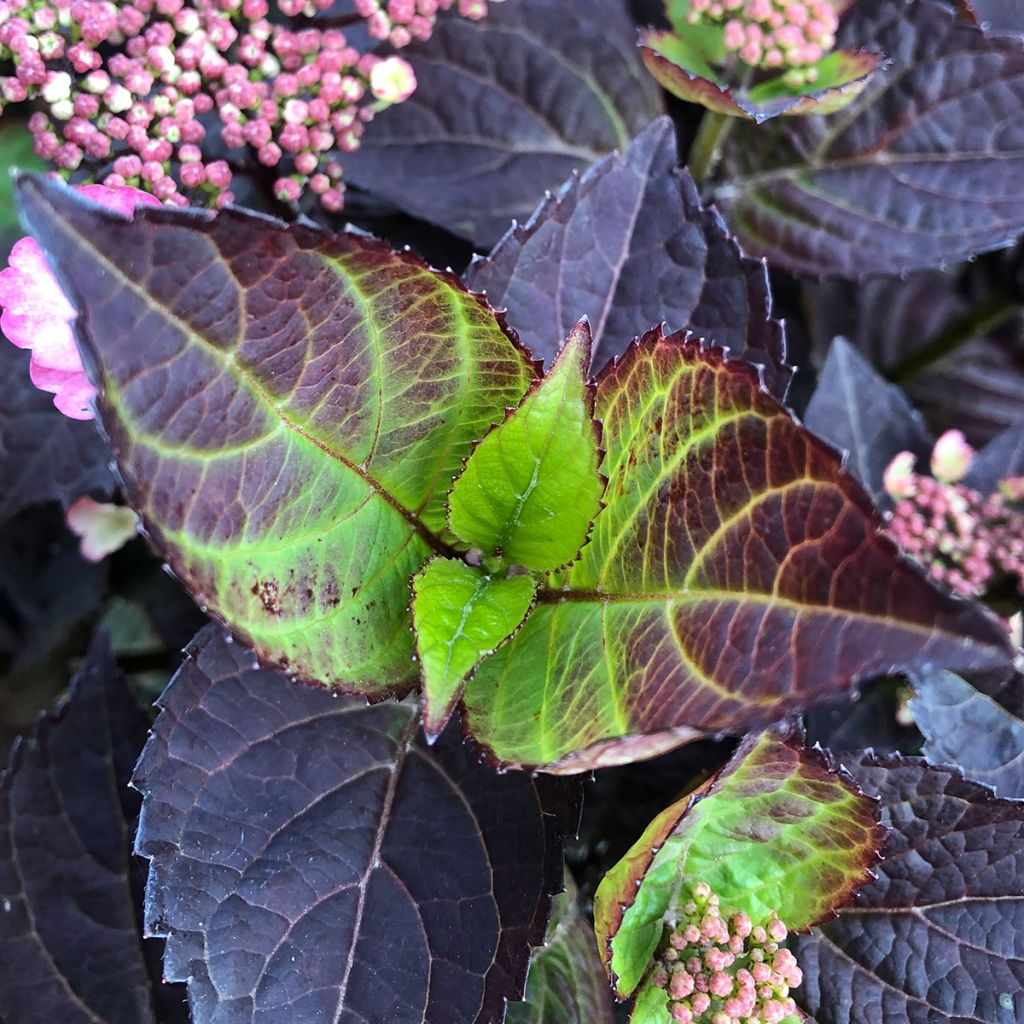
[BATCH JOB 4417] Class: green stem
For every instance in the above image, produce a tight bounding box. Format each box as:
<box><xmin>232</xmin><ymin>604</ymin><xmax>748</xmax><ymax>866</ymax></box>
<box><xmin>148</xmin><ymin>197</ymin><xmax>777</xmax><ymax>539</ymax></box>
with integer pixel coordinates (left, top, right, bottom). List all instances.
<box><xmin>887</xmin><ymin>290</ymin><xmax>1021</xmax><ymax>383</ymax></box>
<box><xmin>687</xmin><ymin>110</ymin><xmax>736</xmax><ymax>185</ymax></box>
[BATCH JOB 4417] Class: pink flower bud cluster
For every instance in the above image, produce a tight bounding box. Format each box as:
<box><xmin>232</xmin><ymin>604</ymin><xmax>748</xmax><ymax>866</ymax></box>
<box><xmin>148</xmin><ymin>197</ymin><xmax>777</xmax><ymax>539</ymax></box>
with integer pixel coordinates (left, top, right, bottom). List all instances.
<box><xmin>649</xmin><ymin>881</ymin><xmax>802</xmax><ymax>1024</ymax></box>
<box><xmin>687</xmin><ymin>0</ymin><xmax>838</xmax><ymax>86</ymax></box>
<box><xmin>884</xmin><ymin>431</ymin><xmax>1024</xmax><ymax>602</ymax></box>
<box><xmin>0</xmin><ymin>0</ymin><xmax>494</xmax><ymax>211</ymax></box>
<box><xmin>354</xmin><ymin>0</ymin><xmax>502</xmax><ymax>49</ymax></box>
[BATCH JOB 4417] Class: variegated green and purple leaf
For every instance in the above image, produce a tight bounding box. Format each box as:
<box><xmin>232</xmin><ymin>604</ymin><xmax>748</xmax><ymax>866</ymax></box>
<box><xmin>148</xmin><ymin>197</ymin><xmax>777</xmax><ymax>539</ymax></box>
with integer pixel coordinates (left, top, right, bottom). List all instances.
<box><xmin>15</xmin><ymin>175</ymin><xmax>536</xmax><ymax>698</ymax></box>
<box><xmin>592</xmin><ymin>725</ymin><xmax>882</xmax><ymax>1002</ymax></box>
<box><xmin>462</xmin><ymin>329</ymin><xmax>1013</xmax><ymax>771</ymax></box>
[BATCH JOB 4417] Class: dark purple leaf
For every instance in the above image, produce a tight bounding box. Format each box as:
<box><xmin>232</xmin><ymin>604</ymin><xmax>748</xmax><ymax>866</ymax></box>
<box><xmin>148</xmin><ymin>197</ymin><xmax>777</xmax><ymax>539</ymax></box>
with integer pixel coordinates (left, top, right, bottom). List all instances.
<box><xmin>965</xmin><ymin>419</ymin><xmax>1024</xmax><ymax>491</ymax></box>
<box><xmin>717</xmin><ymin>0</ymin><xmax>1024</xmax><ymax>277</ymax></box>
<box><xmin>133</xmin><ymin>626</ymin><xmax>579</xmax><ymax>1024</ymax></box>
<box><xmin>959</xmin><ymin>0</ymin><xmax>1024</xmax><ymax>35</ymax></box>
<box><xmin>0</xmin><ymin>341</ymin><xmax>113</xmax><ymax>524</ymax></box>
<box><xmin>807</xmin><ymin>272</ymin><xmax>1024</xmax><ymax>446</ymax></box>
<box><xmin>795</xmin><ymin>752</ymin><xmax>1024</xmax><ymax>1024</ymax></box>
<box><xmin>0</xmin><ymin>634</ymin><xmax>183</xmax><ymax>1024</ymax></box>
<box><xmin>465</xmin><ymin>117</ymin><xmax>791</xmax><ymax>397</ymax></box>
<box><xmin>342</xmin><ymin>0</ymin><xmax>662</xmax><ymax>248</ymax></box>
<box><xmin>804</xmin><ymin>337</ymin><xmax>932</xmax><ymax>503</ymax></box>
<box><xmin>910</xmin><ymin>666</ymin><xmax>1024</xmax><ymax>799</ymax></box>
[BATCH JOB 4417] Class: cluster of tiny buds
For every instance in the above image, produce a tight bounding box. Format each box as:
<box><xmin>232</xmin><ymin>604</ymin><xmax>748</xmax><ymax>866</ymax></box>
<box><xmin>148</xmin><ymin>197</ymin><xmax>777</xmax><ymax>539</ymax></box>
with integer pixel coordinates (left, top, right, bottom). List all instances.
<box><xmin>0</xmin><ymin>0</ymin><xmax>498</xmax><ymax>210</ymax></box>
<box><xmin>650</xmin><ymin>881</ymin><xmax>801</xmax><ymax>1024</ymax></box>
<box><xmin>687</xmin><ymin>0</ymin><xmax>838</xmax><ymax>86</ymax></box>
<box><xmin>354</xmin><ymin>0</ymin><xmax>498</xmax><ymax>49</ymax></box>
<box><xmin>885</xmin><ymin>430</ymin><xmax>1024</xmax><ymax>602</ymax></box>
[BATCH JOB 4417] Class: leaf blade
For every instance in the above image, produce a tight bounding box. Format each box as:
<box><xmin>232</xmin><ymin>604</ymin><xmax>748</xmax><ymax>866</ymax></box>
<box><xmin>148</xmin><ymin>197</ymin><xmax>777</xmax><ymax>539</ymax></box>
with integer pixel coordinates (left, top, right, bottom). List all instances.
<box><xmin>15</xmin><ymin>175</ymin><xmax>535</xmax><ymax>697</ymax></box>
<box><xmin>413</xmin><ymin>556</ymin><xmax>537</xmax><ymax>739</ymax></box>
<box><xmin>463</xmin><ymin>330</ymin><xmax>1013</xmax><ymax>771</ymax></box>
<box><xmin>465</xmin><ymin>117</ymin><xmax>792</xmax><ymax>398</ymax></box>
<box><xmin>0</xmin><ymin>634</ymin><xmax>179</xmax><ymax>1024</ymax></box>
<box><xmin>594</xmin><ymin>726</ymin><xmax>881</xmax><ymax>999</ymax></box>
<box><xmin>794</xmin><ymin>752</ymin><xmax>1024</xmax><ymax>1024</ymax></box>
<box><xmin>132</xmin><ymin>626</ymin><xmax>579</xmax><ymax>1024</ymax></box>
<box><xmin>448</xmin><ymin>321</ymin><xmax>603</xmax><ymax>571</ymax></box>
<box><xmin>342</xmin><ymin>0</ymin><xmax>662</xmax><ymax>248</ymax></box>
<box><xmin>716</xmin><ymin>0</ymin><xmax>1024</xmax><ymax>276</ymax></box>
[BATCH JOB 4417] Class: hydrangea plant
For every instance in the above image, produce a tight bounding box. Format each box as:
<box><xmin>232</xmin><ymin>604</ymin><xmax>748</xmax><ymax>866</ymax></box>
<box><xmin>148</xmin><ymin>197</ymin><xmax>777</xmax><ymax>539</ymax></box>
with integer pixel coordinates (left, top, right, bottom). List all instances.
<box><xmin>1</xmin><ymin>3</ymin><xmax>1023</xmax><ymax>1024</ymax></box>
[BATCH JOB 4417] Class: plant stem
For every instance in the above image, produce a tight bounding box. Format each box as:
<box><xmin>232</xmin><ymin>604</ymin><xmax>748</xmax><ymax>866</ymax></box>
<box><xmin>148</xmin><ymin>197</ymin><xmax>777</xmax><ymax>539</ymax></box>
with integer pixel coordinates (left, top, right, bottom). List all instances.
<box><xmin>887</xmin><ymin>290</ymin><xmax>1021</xmax><ymax>383</ymax></box>
<box><xmin>687</xmin><ymin>110</ymin><xmax>736</xmax><ymax>185</ymax></box>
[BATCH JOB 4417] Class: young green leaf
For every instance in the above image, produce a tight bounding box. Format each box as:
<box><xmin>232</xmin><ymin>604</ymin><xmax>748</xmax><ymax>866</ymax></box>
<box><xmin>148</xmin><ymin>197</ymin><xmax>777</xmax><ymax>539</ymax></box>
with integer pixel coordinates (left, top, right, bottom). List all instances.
<box><xmin>448</xmin><ymin>320</ymin><xmax>604</xmax><ymax>572</ymax></box>
<box><xmin>462</xmin><ymin>328</ymin><xmax>1013</xmax><ymax>771</ymax></box>
<box><xmin>14</xmin><ymin>175</ymin><xmax>535</xmax><ymax>698</ymax></box>
<box><xmin>593</xmin><ymin>725</ymin><xmax>881</xmax><ymax>1000</ymax></box>
<box><xmin>413</xmin><ymin>557</ymin><xmax>537</xmax><ymax>740</ymax></box>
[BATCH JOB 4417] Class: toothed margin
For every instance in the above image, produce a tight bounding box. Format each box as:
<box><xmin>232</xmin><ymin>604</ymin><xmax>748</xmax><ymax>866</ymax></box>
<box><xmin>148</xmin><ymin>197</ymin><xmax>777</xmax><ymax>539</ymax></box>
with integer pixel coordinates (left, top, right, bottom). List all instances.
<box><xmin>13</xmin><ymin>176</ymin><xmax>540</xmax><ymax>706</ymax></box>
<box><xmin>465</xmin><ymin>117</ymin><xmax>794</xmax><ymax>402</ymax></box>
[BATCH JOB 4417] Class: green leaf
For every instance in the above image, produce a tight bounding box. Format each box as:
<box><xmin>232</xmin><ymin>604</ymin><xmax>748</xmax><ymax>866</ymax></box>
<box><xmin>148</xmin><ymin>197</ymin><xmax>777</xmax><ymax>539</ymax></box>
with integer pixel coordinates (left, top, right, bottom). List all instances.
<box><xmin>462</xmin><ymin>329</ymin><xmax>1013</xmax><ymax>772</ymax></box>
<box><xmin>447</xmin><ymin>320</ymin><xmax>604</xmax><ymax>572</ymax></box>
<box><xmin>14</xmin><ymin>175</ymin><xmax>535</xmax><ymax>698</ymax></box>
<box><xmin>593</xmin><ymin>725</ymin><xmax>882</xmax><ymax>999</ymax></box>
<box><xmin>413</xmin><ymin>557</ymin><xmax>537</xmax><ymax>740</ymax></box>
<box><xmin>627</xmin><ymin>978</ymin><xmax>671</xmax><ymax>1024</ymax></box>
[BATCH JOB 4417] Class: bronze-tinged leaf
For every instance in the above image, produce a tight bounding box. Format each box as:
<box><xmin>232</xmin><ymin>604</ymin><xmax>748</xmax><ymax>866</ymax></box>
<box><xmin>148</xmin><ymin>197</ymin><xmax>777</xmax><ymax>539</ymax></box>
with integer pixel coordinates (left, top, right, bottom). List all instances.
<box><xmin>466</xmin><ymin>117</ymin><xmax>792</xmax><ymax>398</ymax></box>
<box><xmin>716</xmin><ymin>0</ymin><xmax>1024</xmax><ymax>277</ymax></box>
<box><xmin>594</xmin><ymin>724</ymin><xmax>882</xmax><ymax>999</ymax></box>
<box><xmin>640</xmin><ymin>29</ymin><xmax>878</xmax><ymax>123</ymax></box>
<box><xmin>14</xmin><ymin>175</ymin><xmax>536</xmax><ymax>699</ymax></box>
<box><xmin>132</xmin><ymin>626</ymin><xmax>580</xmax><ymax>1024</ymax></box>
<box><xmin>795</xmin><ymin>752</ymin><xmax>1024</xmax><ymax>1024</ymax></box>
<box><xmin>462</xmin><ymin>329</ymin><xmax>1013</xmax><ymax>772</ymax></box>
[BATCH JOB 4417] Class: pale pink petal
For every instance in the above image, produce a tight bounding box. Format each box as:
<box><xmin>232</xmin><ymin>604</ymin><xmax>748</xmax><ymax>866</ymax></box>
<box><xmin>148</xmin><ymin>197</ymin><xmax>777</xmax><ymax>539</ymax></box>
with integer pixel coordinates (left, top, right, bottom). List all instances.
<box><xmin>66</xmin><ymin>496</ymin><xmax>139</xmax><ymax>562</ymax></box>
<box><xmin>0</xmin><ymin>182</ymin><xmax>161</xmax><ymax>420</ymax></box>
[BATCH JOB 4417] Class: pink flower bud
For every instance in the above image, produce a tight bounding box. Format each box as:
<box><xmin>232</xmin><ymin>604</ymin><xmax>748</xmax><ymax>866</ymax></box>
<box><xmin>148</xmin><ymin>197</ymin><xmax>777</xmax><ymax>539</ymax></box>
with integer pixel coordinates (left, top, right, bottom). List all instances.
<box><xmin>931</xmin><ymin>430</ymin><xmax>975</xmax><ymax>484</ymax></box>
<box><xmin>369</xmin><ymin>55</ymin><xmax>417</xmax><ymax>103</ymax></box>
